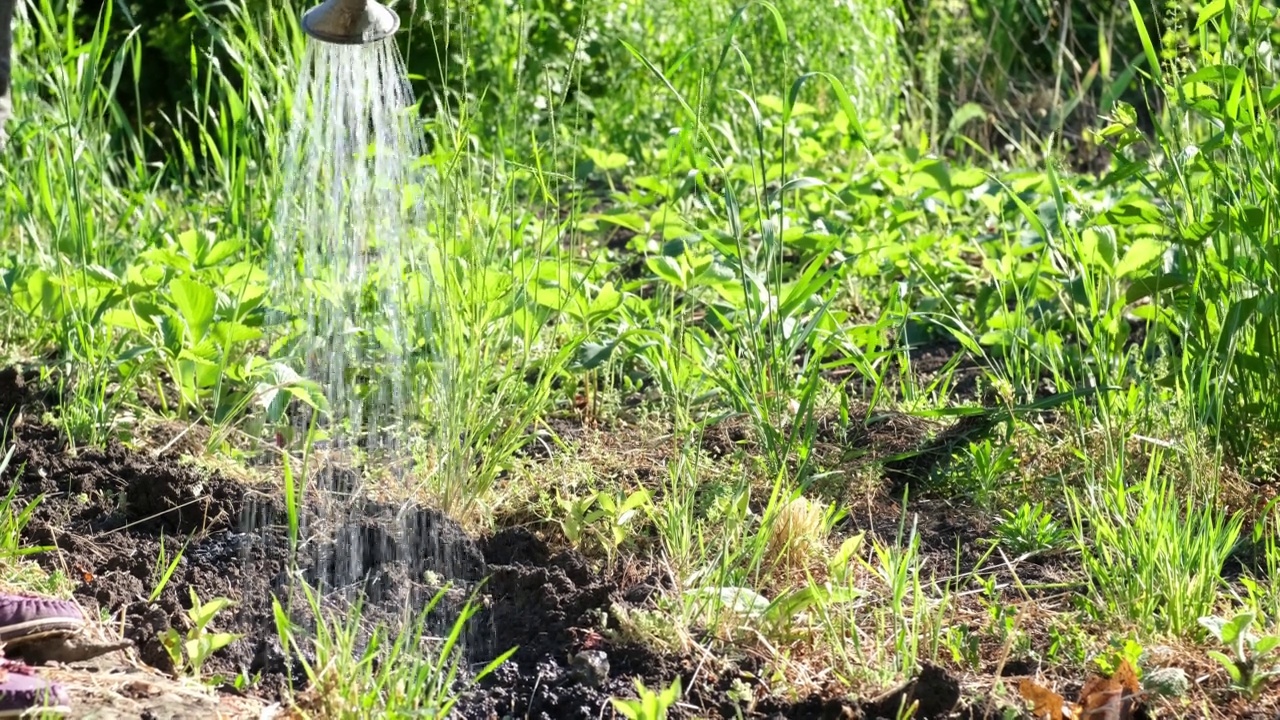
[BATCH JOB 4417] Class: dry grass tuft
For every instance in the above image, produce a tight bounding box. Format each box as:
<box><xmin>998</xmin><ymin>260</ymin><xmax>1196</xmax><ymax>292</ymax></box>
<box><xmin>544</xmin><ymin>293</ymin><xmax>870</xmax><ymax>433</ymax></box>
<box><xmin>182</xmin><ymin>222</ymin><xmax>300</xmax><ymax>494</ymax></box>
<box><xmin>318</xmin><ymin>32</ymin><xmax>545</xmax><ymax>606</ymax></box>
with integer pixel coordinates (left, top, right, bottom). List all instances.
<box><xmin>766</xmin><ymin>496</ymin><xmax>828</xmax><ymax>576</ymax></box>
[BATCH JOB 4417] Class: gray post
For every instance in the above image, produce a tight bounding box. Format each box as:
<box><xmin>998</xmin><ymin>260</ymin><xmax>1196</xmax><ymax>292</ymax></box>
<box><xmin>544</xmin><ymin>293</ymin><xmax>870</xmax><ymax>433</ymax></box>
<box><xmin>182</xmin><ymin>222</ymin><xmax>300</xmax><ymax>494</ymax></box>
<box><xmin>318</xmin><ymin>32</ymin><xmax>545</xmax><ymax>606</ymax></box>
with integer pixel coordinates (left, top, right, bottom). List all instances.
<box><xmin>0</xmin><ymin>0</ymin><xmax>13</xmax><ymax>147</ymax></box>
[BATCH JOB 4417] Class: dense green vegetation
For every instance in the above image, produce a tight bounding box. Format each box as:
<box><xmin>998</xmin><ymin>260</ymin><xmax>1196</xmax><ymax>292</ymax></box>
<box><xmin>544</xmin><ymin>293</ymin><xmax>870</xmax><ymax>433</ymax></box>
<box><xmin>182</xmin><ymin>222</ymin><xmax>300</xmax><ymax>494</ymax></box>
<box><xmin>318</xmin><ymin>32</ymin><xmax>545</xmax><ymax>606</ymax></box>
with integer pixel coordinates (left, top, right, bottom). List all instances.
<box><xmin>3</xmin><ymin>0</ymin><xmax>1280</xmax><ymax>716</ymax></box>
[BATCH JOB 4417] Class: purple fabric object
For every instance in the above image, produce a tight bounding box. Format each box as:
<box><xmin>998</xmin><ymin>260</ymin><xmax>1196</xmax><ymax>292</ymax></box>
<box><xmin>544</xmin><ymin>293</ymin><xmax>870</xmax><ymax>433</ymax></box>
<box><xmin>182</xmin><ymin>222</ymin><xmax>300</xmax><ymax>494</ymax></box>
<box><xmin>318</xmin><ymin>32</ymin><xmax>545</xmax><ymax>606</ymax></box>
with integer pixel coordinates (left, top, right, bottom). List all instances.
<box><xmin>0</xmin><ymin>596</ymin><xmax>85</xmax><ymax>644</ymax></box>
<box><xmin>0</xmin><ymin>663</ymin><xmax>70</xmax><ymax>718</ymax></box>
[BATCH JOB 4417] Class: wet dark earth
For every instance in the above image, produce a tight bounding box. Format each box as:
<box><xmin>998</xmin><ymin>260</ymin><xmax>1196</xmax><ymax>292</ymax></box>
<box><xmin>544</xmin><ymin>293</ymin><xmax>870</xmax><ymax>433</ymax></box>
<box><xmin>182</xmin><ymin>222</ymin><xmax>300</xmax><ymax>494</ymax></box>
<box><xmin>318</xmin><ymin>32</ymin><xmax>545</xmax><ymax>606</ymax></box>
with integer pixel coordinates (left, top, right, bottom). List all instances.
<box><xmin>0</xmin><ymin>365</ymin><xmax>1000</xmax><ymax>719</ymax></box>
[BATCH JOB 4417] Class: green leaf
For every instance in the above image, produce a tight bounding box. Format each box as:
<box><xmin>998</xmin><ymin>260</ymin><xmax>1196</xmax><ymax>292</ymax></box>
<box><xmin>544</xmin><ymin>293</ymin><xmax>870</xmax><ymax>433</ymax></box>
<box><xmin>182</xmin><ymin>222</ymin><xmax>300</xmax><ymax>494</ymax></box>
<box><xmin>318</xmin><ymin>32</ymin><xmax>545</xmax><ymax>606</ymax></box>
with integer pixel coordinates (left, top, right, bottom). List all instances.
<box><xmin>1125</xmin><ymin>272</ymin><xmax>1188</xmax><ymax>304</ymax></box>
<box><xmin>584</xmin><ymin>147</ymin><xmax>629</xmax><ymax>171</ymax></box>
<box><xmin>785</xmin><ymin>71</ymin><xmax>867</xmax><ymax>145</ymax></box>
<box><xmin>1222</xmin><ymin>612</ymin><xmax>1256</xmax><ymax>645</ymax></box>
<box><xmin>779</xmin><ymin>176</ymin><xmax>826</xmax><ymax>194</ymax></box>
<box><xmin>1255</xmin><ymin>636</ymin><xmax>1280</xmax><ymax>655</ymax></box>
<box><xmin>1196</xmin><ymin>0</ymin><xmax>1227</xmax><ymax>28</ymax></box>
<box><xmin>943</xmin><ymin>103</ymin><xmax>988</xmax><ymax>141</ymax></box>
<box><xmin>202</xmin><ymin>631</ymin><xmax>240</xmax><ymax>655</ymax></box>
<box><xmin>1128</xmin><ymin>0</ymin><xmax>1163</xmax><ymax>85</ymax></box>
<box><xmin>211</xmin><ymin>321</ymin><xmax>262</xmax><ymax>345</ymax></box>
<box><xmin>1206</xmin><ymin>650</ymin><xmax>1242</xmax><ymax>683</ymax></box>
<box><xmin>176</xmin><ymin>230</ymin><xmax>206</xmax><ymax>262</ymax></box>
<box><xmin>189</xmin><ymin>597</ymin><xmax>236</xmax><ymax>631</ymax></box>
<box><xmin>202</xmin><ymin>239</ymin><xmax>244</xmax><ymax>267</ymax></box>
<box><xmin>170</xmin><ymin>278</ymin><xmax>217</xmax><ymax>343</ymax></box>
<box><xmin>620</xmin><ymin>489</ymin><xmax>652</xmax><ymax>514</ymax></box>
<box><xmin>1115</xmin><ymin>237</ymin><xmax>1167</xmax><ymax>278</ymax></box>
<box><xmin>588</xmin><ymin>282</ymin><xmax>623</xmax><ymax>321</ymax></box>
<box><xmin>589</xmin><ymin>212</ymin><xmax>648</xmax><ymax>233</ymax></box>
<box><xmin>1180</xmin><ymin>212</ymin><xmax>1227</xmax><ymax>244</ymax></box>
<box><xmin>661</xmin><ymin>238</ymin><xmax>689</xmax><ymax>257</ymax></box>
<box><xmin>574</xmin><ymin>340</ymin><xmax>619</xmax><ymax>371</ymax></box>
<box><xmin>611</xmin><ymin>699</ymin><xmax>642</xmax><ymax>720</ymax></box>
<box><xmin>647</xmin><ymin>256</ymin><xmax>686</xmax><ymax>289</ymax></box>
<box><xmin>102</xmin><ymin>307</ymin><xmax>149</xmax><ymax>332</ymax></box>
<box><xmin>1102</xmin><ymin>197</ymin><xmax>1164</xmax><ymax>226</ymax></box>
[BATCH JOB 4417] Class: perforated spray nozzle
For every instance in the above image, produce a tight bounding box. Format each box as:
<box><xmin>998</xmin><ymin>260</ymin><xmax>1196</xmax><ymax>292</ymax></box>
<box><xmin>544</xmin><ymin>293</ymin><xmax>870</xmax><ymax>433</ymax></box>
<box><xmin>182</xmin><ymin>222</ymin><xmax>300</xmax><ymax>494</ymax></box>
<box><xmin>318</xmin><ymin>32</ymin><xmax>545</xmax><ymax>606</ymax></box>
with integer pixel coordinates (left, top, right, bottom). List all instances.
<box><xmin>301</xmin><ymin>0</ymin><xmax>400</xmax><ymax>45</ymax></box>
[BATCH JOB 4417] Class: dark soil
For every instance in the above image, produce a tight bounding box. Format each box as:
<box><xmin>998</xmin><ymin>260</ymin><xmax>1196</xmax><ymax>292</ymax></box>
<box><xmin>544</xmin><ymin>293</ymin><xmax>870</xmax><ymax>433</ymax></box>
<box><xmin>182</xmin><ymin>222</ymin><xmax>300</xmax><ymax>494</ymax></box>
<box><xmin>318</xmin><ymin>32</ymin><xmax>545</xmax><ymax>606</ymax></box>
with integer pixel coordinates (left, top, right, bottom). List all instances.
<box><xmin>0</xmin><ymin>366</ymin><xmax>997</xmax><ymax>719</ymax></box>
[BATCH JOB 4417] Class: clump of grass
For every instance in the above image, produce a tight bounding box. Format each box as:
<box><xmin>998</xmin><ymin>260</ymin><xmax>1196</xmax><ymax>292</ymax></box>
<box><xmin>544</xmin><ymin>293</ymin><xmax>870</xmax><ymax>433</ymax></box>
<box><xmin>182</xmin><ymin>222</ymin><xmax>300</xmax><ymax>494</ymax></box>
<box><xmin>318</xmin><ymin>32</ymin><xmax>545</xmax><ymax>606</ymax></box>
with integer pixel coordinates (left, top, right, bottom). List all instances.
<box><xmin>273</xmin><ymin>581</ymin><xmax>514</xmax><ymax>718</ymax></box>
<box><xmin>1068</xmin><ymin>450</ymin><xmax>1244</xmax><ymax>638</ymax></box>
<box><xmin>765</xmin><ymin>495</ymin><xmax>828</xmax><ymax>576</ymax></box>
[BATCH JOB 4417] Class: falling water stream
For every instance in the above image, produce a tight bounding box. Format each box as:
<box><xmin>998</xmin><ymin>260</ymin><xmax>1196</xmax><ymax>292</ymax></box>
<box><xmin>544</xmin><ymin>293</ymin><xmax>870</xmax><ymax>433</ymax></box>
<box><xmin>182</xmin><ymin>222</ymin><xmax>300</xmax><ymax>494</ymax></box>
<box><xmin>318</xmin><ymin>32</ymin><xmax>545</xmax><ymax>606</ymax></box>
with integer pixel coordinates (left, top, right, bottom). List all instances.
<box><xmin>241</xmin><ymin>30</ymin><xmax>480</xmax><ymax>642</ymax></box>
<box><xmin>272</xmin><ymin>38</ymin><xmax>425</xmax><ymax>461</ymax></box>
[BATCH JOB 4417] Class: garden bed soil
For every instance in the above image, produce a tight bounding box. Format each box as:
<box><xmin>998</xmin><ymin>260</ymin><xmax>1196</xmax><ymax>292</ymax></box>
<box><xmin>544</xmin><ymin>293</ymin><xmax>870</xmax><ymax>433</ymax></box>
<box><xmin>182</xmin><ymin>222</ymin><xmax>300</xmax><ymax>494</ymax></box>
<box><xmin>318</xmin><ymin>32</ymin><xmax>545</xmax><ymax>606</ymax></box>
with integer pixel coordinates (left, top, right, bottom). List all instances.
<box><xmin>0</xmin><ymin>421</ymin><xmax>996</xmax><ymax>719</ymax></box>
<box><xmin>0</xmin><ymin>366</ymin><xmax>1004</xmax><ymax>719</ymax></box>
<box><xmin>10</xmin><ymin>366</ymin><xmax>1248</xmax><ymax>718</ymax></box>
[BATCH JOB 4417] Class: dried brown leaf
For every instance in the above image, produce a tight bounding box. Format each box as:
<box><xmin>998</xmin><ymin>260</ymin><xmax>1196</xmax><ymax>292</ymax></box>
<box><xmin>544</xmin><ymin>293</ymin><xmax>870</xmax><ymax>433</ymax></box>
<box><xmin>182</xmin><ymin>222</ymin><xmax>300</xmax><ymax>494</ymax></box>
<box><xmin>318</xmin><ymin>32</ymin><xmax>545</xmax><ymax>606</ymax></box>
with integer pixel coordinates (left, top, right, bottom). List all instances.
<box><xmin>1019</xmin><ymin>679</ymin><xmax>1069</xmax><ymax>720</ymax></box>
<box><xmin>1078</xmin><ymin>659</ymin><xmax>1142</xmax><ymax>720</ymax></box>
<box><xmin>1112</xmin><ymin>658</ymin><xmax>1141</xmax><ymax>695</ymax></box>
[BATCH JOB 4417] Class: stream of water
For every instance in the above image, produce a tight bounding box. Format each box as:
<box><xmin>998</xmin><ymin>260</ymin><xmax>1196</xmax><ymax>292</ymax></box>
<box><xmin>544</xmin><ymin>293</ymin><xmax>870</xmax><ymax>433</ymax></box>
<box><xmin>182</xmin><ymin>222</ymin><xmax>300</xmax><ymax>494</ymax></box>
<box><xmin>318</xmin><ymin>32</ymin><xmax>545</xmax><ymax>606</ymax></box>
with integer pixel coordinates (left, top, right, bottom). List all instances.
<box><xmin>246</xmin><ymin>36</ymin><xmax>460</xmax><ymax>614</ymax></box>
<box><xmin>272</xmin><ymin>38</ymin><xmax>427</xmax><ymax>460</ymax></box>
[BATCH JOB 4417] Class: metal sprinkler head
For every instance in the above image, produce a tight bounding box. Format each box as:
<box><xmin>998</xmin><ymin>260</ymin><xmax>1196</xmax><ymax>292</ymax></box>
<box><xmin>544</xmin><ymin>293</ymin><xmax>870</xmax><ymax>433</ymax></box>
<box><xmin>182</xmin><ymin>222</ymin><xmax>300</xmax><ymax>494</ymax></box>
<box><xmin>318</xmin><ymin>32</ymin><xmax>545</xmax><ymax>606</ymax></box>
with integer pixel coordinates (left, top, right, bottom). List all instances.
<box><xmin>301</xmin><ymin>0</ymin><xmax>400</xmax><ymax>45</ymax></box>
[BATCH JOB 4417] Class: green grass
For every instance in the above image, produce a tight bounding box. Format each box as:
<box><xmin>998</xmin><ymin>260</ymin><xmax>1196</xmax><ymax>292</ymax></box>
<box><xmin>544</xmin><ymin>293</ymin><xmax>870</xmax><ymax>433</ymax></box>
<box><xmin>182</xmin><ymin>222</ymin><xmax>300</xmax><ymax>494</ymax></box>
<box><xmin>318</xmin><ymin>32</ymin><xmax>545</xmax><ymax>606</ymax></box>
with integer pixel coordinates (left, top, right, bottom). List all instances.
<box><xmin>3</xmin><ymin>0</ymin><xmax>1280</xmax><ymax>716</ymax></box>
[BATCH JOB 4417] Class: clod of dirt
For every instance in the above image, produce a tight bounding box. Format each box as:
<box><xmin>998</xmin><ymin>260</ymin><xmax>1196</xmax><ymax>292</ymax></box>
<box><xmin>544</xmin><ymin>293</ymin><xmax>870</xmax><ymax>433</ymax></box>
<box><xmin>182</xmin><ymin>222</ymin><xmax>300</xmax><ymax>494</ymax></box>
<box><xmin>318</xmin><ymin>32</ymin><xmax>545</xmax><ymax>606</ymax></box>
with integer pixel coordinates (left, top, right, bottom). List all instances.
<box><xmin>568</xmin><ymin>650</ymin><xmax>610</xmax><ymax>688</ymax></box>
<box><xmin>755</xmin><ymin>695</ymin><xmax>858</xmax><ymax>720</ymax></box>
<box><xmin>0</xmin><ymin>366</ymin><xmax>28</xmax><ymax>419</ymax></box>
<box><xmin>1143</xmin><ymin>667</ymin><xmax>1189</xmax><ymax>698</ymax></box>
<box><xmin>862</xmin><ymin>663</ymin><xmax>960</xmax><ymax>720</ymax></box>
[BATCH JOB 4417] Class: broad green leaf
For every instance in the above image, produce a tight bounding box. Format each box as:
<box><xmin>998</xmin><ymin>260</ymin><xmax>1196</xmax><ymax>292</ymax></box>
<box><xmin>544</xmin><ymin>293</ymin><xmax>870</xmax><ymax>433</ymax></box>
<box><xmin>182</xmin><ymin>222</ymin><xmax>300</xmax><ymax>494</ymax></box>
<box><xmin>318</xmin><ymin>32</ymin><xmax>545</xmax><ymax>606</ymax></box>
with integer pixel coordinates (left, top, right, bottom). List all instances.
<box><xmin>950</xmin><ymin>167</ymin><xmax>988</xmax><ymax>189</ymax></box>
<box><xmin>684</xmin><ymin>586</ymin><xmax>771</xmax><ymax>618</ymax></box>
<box><xmin>102</xmin><ymin>308</ymin><xmax>148</xmax><ymax>332</ymax></box>
<box><xmin>202</xmin><ymin>239</ymin><xmax>244</xmax><ymax>267</ymax></box>
<box><xmin>1206</xmin><ymin>650</ymin><xmax>1241</xmax><ymax>683</ymax></box>
<box><xmin>647</xmin><ymin>256</ymin><xmax>686</xmax><ymax>289</ymax></box>
<box><xmin>25</xmin><ymin>270</ymin><xmax>56</xmax><ymax>315</ymax></box>
<box><xmin>211</xmin><ymin>321</ymin><xmax>262</xmax><ymax>345</ymax></box>
<box><xmin>573</xmin><ymin>340</ymin><xmax>619</xmax><ymax>371</ymax></box>
<box><xmin>661</xmin><ymin>238</ymin><xmax>689</xmax><ymax>257</ymax></box>
<box><xmin>176</xmin><ymin>230</ymin><xmax>205</xmax><ymax>260</ymax></box>
<box><xmin>584</xmin><ymin>147</ymin><xmax>629</xmax><ymax>171</ymax></box>
<box><xmin>582</xmin><ymin>212</ymin><xmax>647</xmax><ymax>233</ymax></box>
<box><xmin>588</xmin><ymin>282</ymin><xmax>623</xmax><ymax>320</ymax></box>
<box><xmin>1223</xmin><ymin>612</ymin><xmax>1255</xmax><ymax>645</ymax></box>
<box><xmin>1196</xmin><ymin>0</ymin><xmax>1227</xmax><ymax>28</ymax></box>
<box><xmin>170</xmin><ymin>277</ymin><xmax>217</xmax><ymax>343</ymax></box>
<box><xmin>1255</xmin><ymin>636</ymin><xmax>1280</xmax><ymax>655</ymax></box>
<box><xmin>1115</xmin><ymin>237</ymin><xmax>1166</xmax><ymax>278</ymax></box>
<box><xmin>1180</xmin><ymin>212</ymin><xmax>1226</xmax><ymax>244</ymax></box>
<box><xmin>945</xmin><ymin>103</ymin><xmax>988</xmax><ymax>139</ymax></box>
<box><xmin>1078</xmin><ymin>227</ymin><xmax>1117</xmax><ymax>270</ymax></box>
<box><xmin>189</xmin><ymin>594</ymin><xmax>236</xmax><ymax>628</ymax></box>
<box><xmin>1125</xmin><ymin>272</ymin><xmax>1188</xmax><ymax>304</ymax></box>
<box><xmin>620</xmin><ymin>489</ymin><xmax>652</xmax><ymax>513</ymax></box>
<box><xmin>1102</xmin><ymin>197</ymin><xmax>1163</xmax><ymax>226</ymax></box>
<box><xmin>203</xmin><ymin>631</ymin><xmax>239</xmax><ymax>654</ymax></box>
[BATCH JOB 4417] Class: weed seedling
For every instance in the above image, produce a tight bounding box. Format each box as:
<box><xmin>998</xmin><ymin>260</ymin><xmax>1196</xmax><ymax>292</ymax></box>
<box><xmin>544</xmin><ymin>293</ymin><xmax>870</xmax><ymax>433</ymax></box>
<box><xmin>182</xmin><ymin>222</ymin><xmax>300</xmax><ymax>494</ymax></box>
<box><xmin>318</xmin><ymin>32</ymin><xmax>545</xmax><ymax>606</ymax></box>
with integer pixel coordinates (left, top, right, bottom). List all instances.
<box><xmin>994</xmin><ymin>502</ymin><xmax>1068</xmax><ymax>556</ymax></box>
<box><xmin>1199</xmin><ymin>611</ymin><xmax>1280</xmax><ymax>700</ymax></box>
<box><xmin>611</xmin><ymin>676</ymin><xmax>682</xmax><ymax>720</ymax></box>
<box><xmin>159</xmin><ymin>588</ymin><xmax>242</xmax><ymax>680</ymax></box>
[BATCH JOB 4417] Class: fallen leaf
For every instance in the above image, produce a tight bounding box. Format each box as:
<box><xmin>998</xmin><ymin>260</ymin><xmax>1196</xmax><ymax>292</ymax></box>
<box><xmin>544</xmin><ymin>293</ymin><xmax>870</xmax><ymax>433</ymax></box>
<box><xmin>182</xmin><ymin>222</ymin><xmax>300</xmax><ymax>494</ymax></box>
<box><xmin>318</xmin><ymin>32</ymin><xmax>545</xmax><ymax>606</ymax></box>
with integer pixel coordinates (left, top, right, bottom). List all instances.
<box><xmin>1078</xmin><ymin>659</ymin><xmax>1142</xmax><ymax>720</ymax></box>
<box><xmin>1113</xmin><ymin>657</ymin><xmax>1141</xmax><ymax>694</ymax></box>
<box><xmin>1019</xmin><ymin>678</ymin><xmax>1070</xmax><ymax>720</ymax></box>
